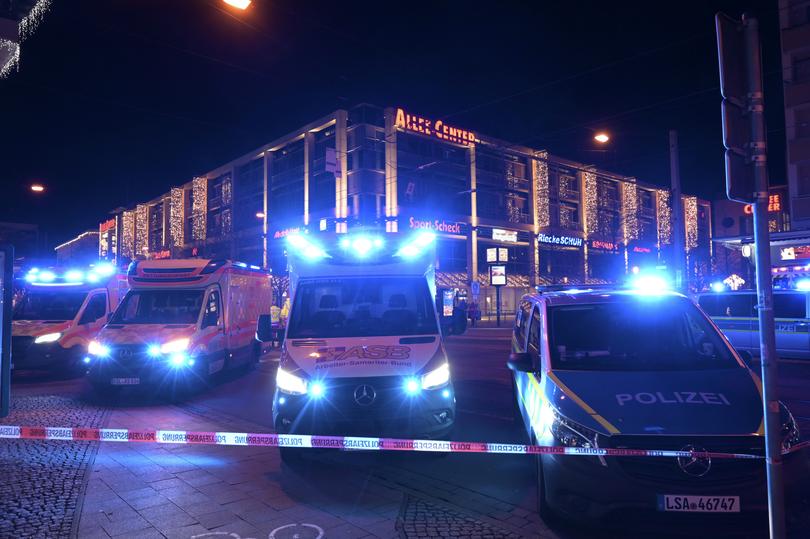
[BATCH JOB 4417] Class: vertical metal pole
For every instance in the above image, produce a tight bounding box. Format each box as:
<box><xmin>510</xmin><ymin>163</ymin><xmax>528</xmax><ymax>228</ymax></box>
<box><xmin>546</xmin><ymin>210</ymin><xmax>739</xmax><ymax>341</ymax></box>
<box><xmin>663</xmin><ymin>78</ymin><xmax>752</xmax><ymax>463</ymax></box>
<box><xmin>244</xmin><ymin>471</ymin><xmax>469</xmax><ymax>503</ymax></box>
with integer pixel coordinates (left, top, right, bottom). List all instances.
<box><xmin>744</xmin><ymin>14</ymin><xmax>784</xmax><ymax>539</ymax></box>
<box><xmin>494</xmin><ymin>286</ymin><xmax>498</xmax><ymax>327</ymax></box>
<box><xmin>669</xmin><ymin>130</ymin><xmax>686</xmax><ymax>291</ymax></box>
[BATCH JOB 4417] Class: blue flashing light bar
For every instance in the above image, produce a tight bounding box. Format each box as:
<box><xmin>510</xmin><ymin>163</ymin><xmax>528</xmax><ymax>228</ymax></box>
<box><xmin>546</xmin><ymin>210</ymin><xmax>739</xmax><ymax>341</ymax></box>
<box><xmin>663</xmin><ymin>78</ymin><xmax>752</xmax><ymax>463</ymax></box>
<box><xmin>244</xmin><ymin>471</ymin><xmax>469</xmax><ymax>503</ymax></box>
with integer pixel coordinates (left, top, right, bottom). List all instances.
<box><xmin>25</xmin><ymin>263</ymin><xmax>119</xmax><ymax>286</ymax></box>
<box><xmin>796</xmin><ymin>279</ymin><xmax>810</xmax><ymax>292</ymax></box>
<box><xmin>710</xmin><ymin>281</ymin><xmax>727</xmax><ymax>293</ymax></box>
<box><xmin>287</xmin><ymin>234</ymin><xmax>329</xmax><ymax>260</ymax></box>
<box><xmin>396</xmin><ymin>232</ymin><xmax>435</xmax><ymax>259</ymax></box>
<box><xmin>337</xmin><ymin>235</ymin><xmax>386</xmax><ymax>258</ymax></box>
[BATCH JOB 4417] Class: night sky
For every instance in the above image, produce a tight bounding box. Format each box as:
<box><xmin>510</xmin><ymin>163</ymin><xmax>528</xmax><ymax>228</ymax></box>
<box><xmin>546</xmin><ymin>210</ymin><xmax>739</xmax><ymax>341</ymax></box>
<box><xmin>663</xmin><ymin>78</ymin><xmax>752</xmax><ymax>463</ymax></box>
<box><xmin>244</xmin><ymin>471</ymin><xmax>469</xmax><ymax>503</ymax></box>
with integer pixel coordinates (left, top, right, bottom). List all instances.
<box><xmin>0</xmin><ymin>0</ymin><xmax>786</xmax><ymax>250</ymax></box>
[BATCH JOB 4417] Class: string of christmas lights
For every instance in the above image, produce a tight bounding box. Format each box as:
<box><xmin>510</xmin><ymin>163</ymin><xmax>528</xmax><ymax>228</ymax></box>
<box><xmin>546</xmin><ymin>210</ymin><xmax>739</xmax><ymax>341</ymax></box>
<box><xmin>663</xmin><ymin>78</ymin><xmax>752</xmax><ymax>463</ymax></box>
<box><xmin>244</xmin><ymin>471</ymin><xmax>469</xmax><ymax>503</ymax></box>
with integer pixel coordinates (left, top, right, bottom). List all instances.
<box><xmin>621</xmin><ymin>181</ymin><xmax>639</xmax><ymax>243</ymax></box>
<box><xmin>170</xmin><ymin>187</ymin><xmax>185</xmax><ymax>248</ymax></box>
<box><xmin>192</xmin><ymin>177</ymin><xmax>207</xmax><ymax>241</ymax></box>
<box><xmin>19</xmin><ymin>0</ymin><xmax>52</xmax><ymax>41</ymax></box>
<box><xmin>0</xmin><ymin>39</ymin><xmax>20</xmax><ymax>79</ymax></box>
<box><xmin>685</xmin><ymin>196</ymin><xmax>698</xmax><ymax>251</ymax></box>
<box><xmin>583</xmin><ymin>169</ymin><xmax>598</xmax><ymax>239</ymax></box>
<box><xmin>534</xmin><ymin>152</ymin><xmax>549</xmax><ymax>229</ymax></box>
<box><xmin>121</xmin><ymin>211</ymin><xmax>135</xmax><ymax>259</ymax></box>
<box><xmin>656</xmin><ymin>189</ymin><xmax>672</xmax><ymax>246</ymax></box>
<box><xmin>135</xmin><ymin>204</ymin><xmax>149</xmax><ymax>255</ymax></box>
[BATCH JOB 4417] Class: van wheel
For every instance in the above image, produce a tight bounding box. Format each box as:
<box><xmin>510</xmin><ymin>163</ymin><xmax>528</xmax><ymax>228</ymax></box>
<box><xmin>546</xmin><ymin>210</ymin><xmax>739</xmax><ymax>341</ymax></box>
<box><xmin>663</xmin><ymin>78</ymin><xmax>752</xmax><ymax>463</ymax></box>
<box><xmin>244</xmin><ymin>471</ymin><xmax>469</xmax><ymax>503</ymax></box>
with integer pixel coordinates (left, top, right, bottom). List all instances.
<box><xmin>279</xmin><ymin>446</ymin><xmax>305</xmax><ymax>465</ymax></box>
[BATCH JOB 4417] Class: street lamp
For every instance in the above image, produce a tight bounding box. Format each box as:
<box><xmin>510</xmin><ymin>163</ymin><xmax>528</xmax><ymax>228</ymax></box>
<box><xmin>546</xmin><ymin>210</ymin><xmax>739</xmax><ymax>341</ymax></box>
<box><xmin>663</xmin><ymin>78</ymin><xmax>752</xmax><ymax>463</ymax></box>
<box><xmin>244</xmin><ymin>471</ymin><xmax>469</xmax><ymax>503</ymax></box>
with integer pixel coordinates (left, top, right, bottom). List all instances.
<box><xmin>30</xmin><ymin>184</ymin><xmax>45</xmax><ymax>193</ymax></box>
<box><xmin>223</xmin><ymin>0</ymin><xmax>251</xmax><ymax>9</ymax></box>
<box><xmin>255</xmin><ymin>212</ymin><xmax>265</xmax><ymax>219</ymax></box>
<box><xmin>594</xmin><ymin>132</ymin><xmax>610</xmax><ymax>144</ymax></box>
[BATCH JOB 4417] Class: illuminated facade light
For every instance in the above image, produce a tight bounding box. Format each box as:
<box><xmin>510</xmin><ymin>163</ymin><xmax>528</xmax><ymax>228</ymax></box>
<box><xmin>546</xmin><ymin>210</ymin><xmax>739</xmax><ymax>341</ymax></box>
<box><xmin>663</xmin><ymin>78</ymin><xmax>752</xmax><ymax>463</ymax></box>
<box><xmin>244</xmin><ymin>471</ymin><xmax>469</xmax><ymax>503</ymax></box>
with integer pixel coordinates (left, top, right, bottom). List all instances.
<box><xmin>656</xmin><ymin>189</ymin><xmax>672</xmax><ymax>246</ymax></box>
<box><xmin>192</xmin><ymin>177</ymin><xmax>208</xmax><ymax>241</ymax></box>
<box><xmin>534</xmin><ymin>153</ymin><xmax>550</xmax><ymax>229</ymax></box>
<box><xmin>685</xmin><ymin>196</ymin><xmax>698</xmax><ymax>252</ymax></box>
<box><xmin>170</xmin><ymin>187</ymin><xmax>185</xmax><ymax>248</ymax></box>
<box><xmin>583</xmin><ymin>169</ymin><xmax>598</xmax><ymax>239</ymax></box>
<box><xmin>30</xmin><ymin>184</ymin><xmax>45</xmax><ymax>192</ymax></box>
<box><xmin>135</xmin><ymin>204</ymin><xmax>149</xmax><ymax>255</ymax></box>
<box><xmin>594</xmin><ymin>132</ymin><xmax>610</xmax><ymax>144</ymax></box>
<box><xmin>621</xmin><ymin>182</ymin><xmax>639</xmax><ymax>243</ymax></box>
<box><xmin>121</xmin><ymin>210</ymin><xmax>135</xmax><ymax>259</ymax></box>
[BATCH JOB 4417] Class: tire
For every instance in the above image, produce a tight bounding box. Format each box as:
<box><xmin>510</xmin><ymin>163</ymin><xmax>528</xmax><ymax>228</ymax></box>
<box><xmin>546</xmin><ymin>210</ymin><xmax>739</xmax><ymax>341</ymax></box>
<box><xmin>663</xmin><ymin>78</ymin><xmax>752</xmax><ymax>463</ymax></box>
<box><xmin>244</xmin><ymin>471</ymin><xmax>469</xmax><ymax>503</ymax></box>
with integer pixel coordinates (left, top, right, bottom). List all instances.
<box><xmin>279</xmin><ymin>446</ymin><xmax>305</xmax><ymax>465</ymax></box>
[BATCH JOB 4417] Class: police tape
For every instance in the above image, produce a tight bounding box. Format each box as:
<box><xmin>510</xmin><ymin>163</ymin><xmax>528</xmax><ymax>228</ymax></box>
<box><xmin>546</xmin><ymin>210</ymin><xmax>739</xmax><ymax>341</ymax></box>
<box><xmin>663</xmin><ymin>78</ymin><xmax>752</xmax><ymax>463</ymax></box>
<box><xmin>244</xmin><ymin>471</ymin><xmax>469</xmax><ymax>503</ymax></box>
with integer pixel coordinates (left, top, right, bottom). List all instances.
<box><xmin>1</xmin><ymin>425</ymin><xmax>808</xmax><ymax>459</ymax></box>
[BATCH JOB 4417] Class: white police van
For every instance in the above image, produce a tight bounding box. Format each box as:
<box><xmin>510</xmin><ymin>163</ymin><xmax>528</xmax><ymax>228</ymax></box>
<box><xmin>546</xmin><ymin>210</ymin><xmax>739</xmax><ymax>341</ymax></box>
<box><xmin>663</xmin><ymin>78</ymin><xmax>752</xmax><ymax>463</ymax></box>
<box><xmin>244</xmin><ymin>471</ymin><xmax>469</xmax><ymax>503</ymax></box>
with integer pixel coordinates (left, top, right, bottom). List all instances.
<box><xmin>508</xmin><ymin>281</ymin><xmax>804</xmax><ymax>521</ymax></box>
<box><xmin>257</xmin><ymin>232</ymin><xmax>455</xmax><ymax>461</ymax></box>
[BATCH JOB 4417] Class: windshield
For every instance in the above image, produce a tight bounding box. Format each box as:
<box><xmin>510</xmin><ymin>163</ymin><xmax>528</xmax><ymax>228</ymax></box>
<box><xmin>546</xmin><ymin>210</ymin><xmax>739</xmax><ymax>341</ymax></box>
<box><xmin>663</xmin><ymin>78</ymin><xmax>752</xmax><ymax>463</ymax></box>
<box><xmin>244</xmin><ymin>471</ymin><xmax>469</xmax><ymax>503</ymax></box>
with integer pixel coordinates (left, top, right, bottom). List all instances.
<box><xmin>548</xmin><ymin>297</ymin><xmax>739</xmax><ymax>371</ymax></box>
<box><xmin>13</xmin><ymin>290</ymin><xmax>88</xmax><ymax>321</ymax></box>
<box><xmin>111</xmin><ymin>289</ymin><xmax>204</xmax><ymax>325</ymax></box>
<box><xmin>287</xmin><ymin>277</ymin><xmax>439</xmax><ymax>338</ymax></box>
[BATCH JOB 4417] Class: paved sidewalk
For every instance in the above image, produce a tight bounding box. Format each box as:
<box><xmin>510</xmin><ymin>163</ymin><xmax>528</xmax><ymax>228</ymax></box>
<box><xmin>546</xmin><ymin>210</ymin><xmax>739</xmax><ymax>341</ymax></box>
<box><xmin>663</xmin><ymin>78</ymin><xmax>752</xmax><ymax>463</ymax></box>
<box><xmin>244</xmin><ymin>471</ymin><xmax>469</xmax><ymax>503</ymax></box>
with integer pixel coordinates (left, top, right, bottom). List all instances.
<box><xmin>78</xmin><ymin>405</ymin><xmax>405</xmax><ymax>539</ymax></box>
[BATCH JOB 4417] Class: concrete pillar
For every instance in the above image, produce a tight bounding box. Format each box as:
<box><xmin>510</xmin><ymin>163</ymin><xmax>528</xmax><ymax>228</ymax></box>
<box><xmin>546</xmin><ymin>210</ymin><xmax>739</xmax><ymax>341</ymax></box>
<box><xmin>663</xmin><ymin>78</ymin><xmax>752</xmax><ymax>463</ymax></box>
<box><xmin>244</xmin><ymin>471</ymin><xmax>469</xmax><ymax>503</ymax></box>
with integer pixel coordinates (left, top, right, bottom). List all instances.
<box><xmin>263</xmin><ymin>151</ymin><xmax>272</xmax><ymax>270</ymax></box>
<box><xmin>467</xmin><ymin>145</ymin><xmax>478</xmax><ymax>284</ymax></box>
<box><xmin>384</xmin><ymin>108</ymin><xmax>398</xmax><ymax>232</ymax></box>
<box><xmin>303</xmin><ymin>132</ymin><xmax>314</xmax><ymax>227</ymax></box>
<box><xmin>335</xmin><ymin>111</ymin><xmax>348</xmax><ymax>233</ymax></box>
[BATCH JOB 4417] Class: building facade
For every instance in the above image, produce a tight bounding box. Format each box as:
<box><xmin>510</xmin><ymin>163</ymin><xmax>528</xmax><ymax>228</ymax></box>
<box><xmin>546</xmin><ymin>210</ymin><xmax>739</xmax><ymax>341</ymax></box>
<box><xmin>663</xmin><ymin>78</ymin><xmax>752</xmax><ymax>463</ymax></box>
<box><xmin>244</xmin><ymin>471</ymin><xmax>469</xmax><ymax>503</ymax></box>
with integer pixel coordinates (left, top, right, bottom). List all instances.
<box><xmin>96</xmin><ymin>104</ymin><xmax>711</xmax><ymax>313</ymax></box>
<box><xmin>780</xmin><ymin>0</ymin><xmax>810</xmax><ymax>228</ymax></box>
<box><xmin>55</xmin><ymin>231</ymin><xmax>100</xmax><ymax>266</ymax></box>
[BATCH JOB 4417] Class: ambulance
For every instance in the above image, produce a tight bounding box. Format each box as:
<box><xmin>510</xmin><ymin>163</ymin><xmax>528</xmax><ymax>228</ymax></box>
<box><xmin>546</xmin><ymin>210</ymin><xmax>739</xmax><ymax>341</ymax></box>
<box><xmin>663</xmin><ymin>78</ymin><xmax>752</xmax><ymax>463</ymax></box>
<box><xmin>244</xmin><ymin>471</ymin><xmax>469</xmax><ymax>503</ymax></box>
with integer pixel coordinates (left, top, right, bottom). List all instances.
<box><xmin>85</xmin><ymin>259</ymin><xmax>272</xmax><ymax>393</ymax></box>
<box><xmin>12</xmin><ymin>264</ymin><xmax>128</xmax><ymax>375</ymax></box>
<box><xmin>256</xmin><ymin>232</ymin><xmax>455</xmax><ymax>460</ymax></box>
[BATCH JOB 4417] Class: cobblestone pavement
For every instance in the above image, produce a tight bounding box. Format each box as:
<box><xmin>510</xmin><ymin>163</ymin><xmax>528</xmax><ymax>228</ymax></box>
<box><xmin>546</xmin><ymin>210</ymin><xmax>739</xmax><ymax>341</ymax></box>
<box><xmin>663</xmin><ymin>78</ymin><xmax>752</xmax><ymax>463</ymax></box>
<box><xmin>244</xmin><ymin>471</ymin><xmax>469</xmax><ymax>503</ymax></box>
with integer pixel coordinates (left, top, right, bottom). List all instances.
<box><xmin>0</xmin><ymin>395</ymin><xmax>107</xmax><ymax>538</ymax></box>
<box><xmin>397</xmin><ymin>495</ymin><xmax>522</xmax><ymax>538</ymax></box>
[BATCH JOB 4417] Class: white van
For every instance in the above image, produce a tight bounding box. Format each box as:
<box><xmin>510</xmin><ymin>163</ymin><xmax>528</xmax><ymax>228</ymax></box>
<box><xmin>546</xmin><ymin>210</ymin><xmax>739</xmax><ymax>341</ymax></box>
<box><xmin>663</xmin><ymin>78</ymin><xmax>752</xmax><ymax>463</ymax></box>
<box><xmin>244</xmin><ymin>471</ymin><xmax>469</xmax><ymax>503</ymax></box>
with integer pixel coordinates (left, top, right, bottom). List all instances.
<box><xmin>86</xmin><ymin>259</ymin><xmax>272</xmax><ymax>393</ymax></box>
<box><xmin>257</xmin><ymin>232</ymin><xmax>454</xmax><ymax>459</ymax></box>
<box><xmin>12</xmin><ymin>264</ymin><xmax>128</xmax><ymax>375</ymax></box>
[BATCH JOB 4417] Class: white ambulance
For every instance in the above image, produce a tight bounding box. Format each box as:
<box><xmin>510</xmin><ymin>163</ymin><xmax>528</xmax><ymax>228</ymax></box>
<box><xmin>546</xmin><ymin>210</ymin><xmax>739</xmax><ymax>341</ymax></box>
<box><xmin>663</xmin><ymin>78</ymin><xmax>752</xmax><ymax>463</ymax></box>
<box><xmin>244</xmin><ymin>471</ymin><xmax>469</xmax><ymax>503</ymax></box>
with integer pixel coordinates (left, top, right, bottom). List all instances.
<box><xmin>86</xmin><ymin>259</ymin><xmax>272</xmax><ymax>393</ymax></box>
<box><xmin>12</xmin><ymin>264</ymin><xmax>128</xmax><ymax>375</ymax></box>
<box><xmin>257</xmin><ymin>232</ymin><xmax>455</xmax><ymax>459</ymax></box>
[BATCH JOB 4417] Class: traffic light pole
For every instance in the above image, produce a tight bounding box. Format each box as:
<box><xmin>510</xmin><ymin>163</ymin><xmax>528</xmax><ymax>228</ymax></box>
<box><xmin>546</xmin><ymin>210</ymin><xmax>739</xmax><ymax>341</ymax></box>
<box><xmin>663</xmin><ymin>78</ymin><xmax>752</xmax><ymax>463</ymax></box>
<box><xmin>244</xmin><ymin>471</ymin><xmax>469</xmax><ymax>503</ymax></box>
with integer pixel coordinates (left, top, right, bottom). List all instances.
<box><xmin>744</xmin><ymin>15</ymin><xmax>785</xmax><ymax>539</ymax></box>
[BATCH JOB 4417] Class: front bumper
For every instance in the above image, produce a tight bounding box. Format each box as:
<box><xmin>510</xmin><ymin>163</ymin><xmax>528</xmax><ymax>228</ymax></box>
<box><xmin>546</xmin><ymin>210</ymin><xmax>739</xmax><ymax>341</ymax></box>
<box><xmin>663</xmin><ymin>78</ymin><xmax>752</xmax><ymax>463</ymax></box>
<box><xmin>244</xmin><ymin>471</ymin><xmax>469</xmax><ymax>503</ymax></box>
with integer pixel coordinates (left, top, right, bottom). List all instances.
<box><xmin>11</xmin><ymin>336</ymin><xmax>80</xmax><ymax>370</ymax></box>
<box><xmin>86</xmin><ymin>347</ymin><xmax>206</xmax><ymax>389</ymax></box>
<box><xmin>273</xmin><ymin>375</ymin><xmax>456</xmax><ymax>438</ymax></box>
<box><xmin>541</xmin><ymin>434</ymin><xmax>808</xmax><ymax>521</ymax></box>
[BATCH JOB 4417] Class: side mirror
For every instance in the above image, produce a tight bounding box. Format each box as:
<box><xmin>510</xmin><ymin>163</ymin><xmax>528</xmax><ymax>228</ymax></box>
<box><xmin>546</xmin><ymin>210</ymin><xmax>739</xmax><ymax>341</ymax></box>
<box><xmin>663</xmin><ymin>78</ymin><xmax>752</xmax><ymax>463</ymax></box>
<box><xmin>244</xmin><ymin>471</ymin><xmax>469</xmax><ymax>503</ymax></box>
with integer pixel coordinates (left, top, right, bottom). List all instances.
<box><xmin>256</xmin><ymin>314</ymin><xmax>274</xmax><ymax>342</ymax></box>
<box><xmin>507</xmin><ymin>352</ymin><xmax>533</xmax><ymax>372</ymax></box>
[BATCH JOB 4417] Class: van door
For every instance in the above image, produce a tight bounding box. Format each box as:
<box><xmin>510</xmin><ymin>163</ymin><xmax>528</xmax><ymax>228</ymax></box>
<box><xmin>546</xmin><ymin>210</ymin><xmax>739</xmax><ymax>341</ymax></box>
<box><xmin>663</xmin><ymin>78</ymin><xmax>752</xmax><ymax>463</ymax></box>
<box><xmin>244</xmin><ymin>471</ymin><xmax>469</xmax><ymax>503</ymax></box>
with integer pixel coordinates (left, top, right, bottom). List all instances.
<box><xmin>201</xmin><ymin>288</ymin><xmax>227</xmax><ymax>373</ymax></box>
<box><xmin>773</xmin><ymin>292</ymin><xmax>810</xmax><ymax>359</ymax></box>
<box><xmin>698</xmin><ymin>293</ymin><xmax>755</xmax><ymax>353</ymax></box>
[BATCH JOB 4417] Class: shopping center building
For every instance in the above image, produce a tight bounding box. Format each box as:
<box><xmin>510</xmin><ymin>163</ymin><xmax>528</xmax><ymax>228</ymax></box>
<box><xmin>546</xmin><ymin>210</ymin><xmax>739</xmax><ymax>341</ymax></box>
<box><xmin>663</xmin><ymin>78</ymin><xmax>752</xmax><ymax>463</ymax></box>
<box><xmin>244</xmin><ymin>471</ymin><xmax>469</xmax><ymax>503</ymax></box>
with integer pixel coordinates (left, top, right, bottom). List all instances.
<box><xmin>96</xmin><ymin>104</ymin><xmax>711</xmax><ymax>314</ymax></box>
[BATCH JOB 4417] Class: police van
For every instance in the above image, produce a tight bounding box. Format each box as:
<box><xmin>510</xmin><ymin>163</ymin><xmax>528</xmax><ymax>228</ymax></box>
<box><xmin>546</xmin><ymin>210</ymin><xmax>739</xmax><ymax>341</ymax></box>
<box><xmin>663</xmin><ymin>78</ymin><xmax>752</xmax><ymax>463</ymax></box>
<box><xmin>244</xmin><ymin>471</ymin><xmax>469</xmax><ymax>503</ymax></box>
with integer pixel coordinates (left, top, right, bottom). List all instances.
<box><xmin>697</xmin><ymin>289</ymin><xmax>810</xmax><ymax>359</ymax></box>
<box><xmin>507</xmin><ymin>284</ymin><xmax>804</xmax><ymax>520</ymax></box>
<box><xmin>256</xmin><ymin>232</ymin><xmax>454</xmax><ymax>461</ymax></box>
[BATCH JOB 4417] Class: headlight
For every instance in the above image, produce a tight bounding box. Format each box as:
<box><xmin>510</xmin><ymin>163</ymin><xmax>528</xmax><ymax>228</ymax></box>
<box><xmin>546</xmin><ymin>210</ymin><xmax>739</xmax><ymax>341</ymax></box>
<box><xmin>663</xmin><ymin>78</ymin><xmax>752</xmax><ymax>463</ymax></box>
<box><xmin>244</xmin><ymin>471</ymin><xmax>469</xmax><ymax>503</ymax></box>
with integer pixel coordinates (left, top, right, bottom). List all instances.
<box><xmin>780</xmin><ymin>402</ymin><xmax>801</xmax><ymax>453</ymax></box>
<box><xmin>34</xmin><ymin>332</ymin><xmax>62</xmax><ymax>344</ymax></box>
<box><xmin>160</xmin><ymin>338</ymin><xmax>190</xmax><ymax>354</ymax></box>
<box><xmin>421</xmin><ymin>363</ymin><xmax>450</xmax><ymax>390</ymax></box>
<box><xmin>276</xmin><ymin>368</ymin><xmax>307</xmax><ymax>395</ymax></box>
<box><xmin>88</xmin><ymin>340</ymin><xmax>110</xmax><ymax>357</ymax></box>
<box><xmin>548</xmin><ymin>406</ymin><xmax>598</xmax><ymax>449</ymax></box>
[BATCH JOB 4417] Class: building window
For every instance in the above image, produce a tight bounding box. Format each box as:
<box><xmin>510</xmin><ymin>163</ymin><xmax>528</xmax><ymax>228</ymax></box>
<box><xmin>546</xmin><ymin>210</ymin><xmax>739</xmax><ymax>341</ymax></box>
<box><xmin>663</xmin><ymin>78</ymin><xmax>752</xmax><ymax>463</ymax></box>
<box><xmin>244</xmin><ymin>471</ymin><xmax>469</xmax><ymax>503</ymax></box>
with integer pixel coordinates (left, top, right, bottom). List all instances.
<box><xmin>559</xmin><ymin>202</ymin><xmax>579</xmax><ymax>229</ymax></box>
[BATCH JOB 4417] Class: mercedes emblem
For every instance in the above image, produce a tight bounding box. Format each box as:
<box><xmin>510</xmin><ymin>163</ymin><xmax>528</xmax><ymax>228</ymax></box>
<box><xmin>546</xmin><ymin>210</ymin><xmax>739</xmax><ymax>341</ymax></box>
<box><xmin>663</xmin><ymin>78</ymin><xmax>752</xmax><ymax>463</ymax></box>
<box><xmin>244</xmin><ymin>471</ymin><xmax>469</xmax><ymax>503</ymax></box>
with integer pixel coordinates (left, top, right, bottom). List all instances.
<box><xmin>353</xmin><ymin>384</ymin><xmax>376</xmax><ymax>406</ymax></box>
<box><xmin>677</xmin><ymin>445</ymin><xmax>712</xmax><ymax>477</ymax></box>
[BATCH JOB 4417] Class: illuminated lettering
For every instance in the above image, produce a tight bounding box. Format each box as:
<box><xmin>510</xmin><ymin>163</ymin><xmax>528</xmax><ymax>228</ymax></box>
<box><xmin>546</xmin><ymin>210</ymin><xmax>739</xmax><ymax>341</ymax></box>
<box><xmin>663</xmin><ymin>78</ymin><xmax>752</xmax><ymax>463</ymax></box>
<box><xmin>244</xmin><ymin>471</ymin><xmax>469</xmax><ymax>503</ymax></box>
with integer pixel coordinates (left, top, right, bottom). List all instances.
<box><xmin>395</xmin><ymin>108</ymin><xmax>477</xmax><ymax>146</ymax></box>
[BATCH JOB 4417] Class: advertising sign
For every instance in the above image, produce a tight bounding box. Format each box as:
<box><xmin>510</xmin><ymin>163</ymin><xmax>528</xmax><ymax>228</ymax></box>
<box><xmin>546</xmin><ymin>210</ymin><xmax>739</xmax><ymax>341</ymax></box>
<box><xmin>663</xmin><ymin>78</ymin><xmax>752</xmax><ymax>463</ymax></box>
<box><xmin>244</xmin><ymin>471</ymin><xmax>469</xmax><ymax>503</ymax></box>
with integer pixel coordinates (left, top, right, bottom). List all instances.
<box><xmin>442</xmin><ymin>290</ymin><xmax>454</xmax><ymax>317</ymax></box>
<box><xmin>486</xmin><ymin>248</ymin><xmax>496</xmax><ymax>263</ymax></box>
<box><xmin>408</xmin><ymin>216</ymin><xmax>466</xmax><ymax>235</ymax></box>
<box><xmin>490</xmin><ymin>265</ymin><xmax>506</xmax><ymax>286</ymax></box>
<box><xmin>492</xmin><ymin>228</ymin><xmax>518</xmax><ymax>243</ymax></box>
<box><xmin>538</xmin><ymin>233</ymin><xmax>583</xmax><ymax>247</ymax></box>
<box><xmin>486</xmin><ymin>248</ymin><xmax>508</xmax><ymax>262</ymax></box>
<box><xmin>395</xmin><ymin>108</ymin><xmax>478</xmax><ymax>146</ymax></box>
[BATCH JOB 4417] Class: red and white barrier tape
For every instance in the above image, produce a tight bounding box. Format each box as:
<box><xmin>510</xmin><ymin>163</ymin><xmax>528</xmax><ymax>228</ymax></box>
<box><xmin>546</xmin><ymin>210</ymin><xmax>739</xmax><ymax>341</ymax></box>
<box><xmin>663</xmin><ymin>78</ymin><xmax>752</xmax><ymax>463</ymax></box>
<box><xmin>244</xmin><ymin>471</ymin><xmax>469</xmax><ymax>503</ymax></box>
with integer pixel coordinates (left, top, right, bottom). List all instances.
<box><xmin>2</xmin><ymin>425</ymin><xmax>808</xmax><ymax>458</ymax></box>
